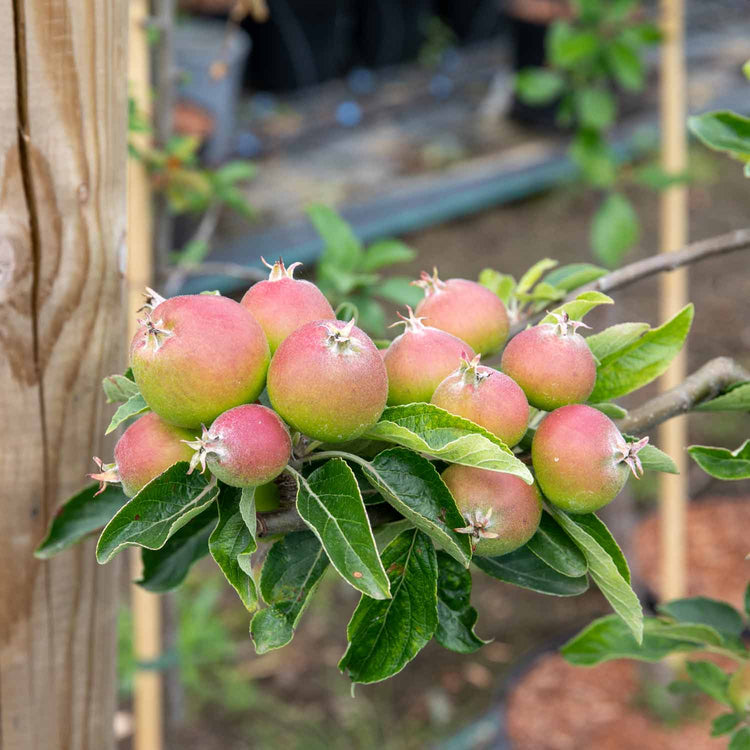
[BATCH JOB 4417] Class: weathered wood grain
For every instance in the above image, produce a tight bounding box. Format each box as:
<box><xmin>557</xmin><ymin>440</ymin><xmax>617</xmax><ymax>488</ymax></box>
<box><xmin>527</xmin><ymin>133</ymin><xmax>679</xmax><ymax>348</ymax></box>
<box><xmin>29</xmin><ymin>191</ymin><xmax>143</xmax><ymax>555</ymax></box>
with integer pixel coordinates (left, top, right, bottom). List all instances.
<box><xmin>0</xmin><ymin>1</ymin><xmax>127</xmax><ymax>748</ymax></box>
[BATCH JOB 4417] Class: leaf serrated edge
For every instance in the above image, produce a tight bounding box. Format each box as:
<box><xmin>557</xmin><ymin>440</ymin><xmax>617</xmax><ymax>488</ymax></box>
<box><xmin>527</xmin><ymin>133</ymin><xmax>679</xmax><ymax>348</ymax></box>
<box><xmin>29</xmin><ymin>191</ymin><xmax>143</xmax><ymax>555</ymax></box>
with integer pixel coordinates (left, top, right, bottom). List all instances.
<box><xmin>339</xmin><ymin>529</ymin><xmax>438</xmax><ymax>684</ymax></box>
<box><xmin>362</xmin><ymin>449</ymin><xmax>472</xmax><ymax>567</ymax></box>
<box><xmin>96</xmin><ymin>476</ymin><xmax>218</xmax><ymax>563</ymax></box>
<box><xmin>290</xmin><ymin>461</ymin><xmax>391</xmax><ymax>600</ymax></box>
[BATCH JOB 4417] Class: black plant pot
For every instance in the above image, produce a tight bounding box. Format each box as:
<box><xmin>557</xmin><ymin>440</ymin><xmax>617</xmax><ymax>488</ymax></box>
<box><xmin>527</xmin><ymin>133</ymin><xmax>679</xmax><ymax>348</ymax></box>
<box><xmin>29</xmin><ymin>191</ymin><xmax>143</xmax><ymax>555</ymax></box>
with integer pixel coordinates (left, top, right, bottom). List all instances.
<box><xmin>507</xmin><ymin>16</ymin><xmax>561</xmax><ymax>130</ymax></box>
<box><xmin>241</xmin><ymin>0</ymin><xmax>354</xmax><ymax>91</ymax></box>
<box><xmin>352</xmin><ymin>0</ymin><xmax>433</xmax><ymax>68</ymax></box>
<box><xmin>435</xmin><ymin>0</ymin><xmax>504</xmax><ymax>44</ymax></box>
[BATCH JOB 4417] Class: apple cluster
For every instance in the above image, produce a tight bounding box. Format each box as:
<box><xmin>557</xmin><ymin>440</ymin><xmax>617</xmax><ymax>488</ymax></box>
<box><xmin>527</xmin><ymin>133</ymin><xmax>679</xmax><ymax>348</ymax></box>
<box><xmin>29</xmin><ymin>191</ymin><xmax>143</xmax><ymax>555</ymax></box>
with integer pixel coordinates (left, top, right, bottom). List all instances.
<box><xmin>93</xmin><ymin>259</ymin><xmax>647</xmax><ymax>557</ymax></box>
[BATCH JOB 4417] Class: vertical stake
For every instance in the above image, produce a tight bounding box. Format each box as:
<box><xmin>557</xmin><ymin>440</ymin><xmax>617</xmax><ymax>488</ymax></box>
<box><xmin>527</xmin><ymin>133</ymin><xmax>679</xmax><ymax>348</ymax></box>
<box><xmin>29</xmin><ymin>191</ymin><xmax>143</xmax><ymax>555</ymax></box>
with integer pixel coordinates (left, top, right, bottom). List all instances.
<box><xmin>658</xmin><ymin>0</ymin><xmax>689</xmax><ymax>603</ymax></box>
<box><xmin>127</xmin><ymin>0</ymin><xmax>163</xmax><ymax>748</ymax></box>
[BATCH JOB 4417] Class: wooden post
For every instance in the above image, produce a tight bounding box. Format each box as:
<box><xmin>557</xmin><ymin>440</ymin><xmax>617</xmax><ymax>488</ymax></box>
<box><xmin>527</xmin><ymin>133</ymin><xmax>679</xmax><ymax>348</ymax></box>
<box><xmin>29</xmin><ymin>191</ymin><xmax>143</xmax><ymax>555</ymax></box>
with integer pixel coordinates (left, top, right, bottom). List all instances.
<box><xmin>0</xmin><ymin>1</ymin><xmax>128</xmax><ymax>748</ymax></box>
<box><xmin>127</xmin><ymin>1</ymin><xmax>165</xmax><ymax>749</ymax></box>
<box><xmin>658</xmin><ymin>0</ymin><xmax>689</xmax><ymax>602</ymax></box>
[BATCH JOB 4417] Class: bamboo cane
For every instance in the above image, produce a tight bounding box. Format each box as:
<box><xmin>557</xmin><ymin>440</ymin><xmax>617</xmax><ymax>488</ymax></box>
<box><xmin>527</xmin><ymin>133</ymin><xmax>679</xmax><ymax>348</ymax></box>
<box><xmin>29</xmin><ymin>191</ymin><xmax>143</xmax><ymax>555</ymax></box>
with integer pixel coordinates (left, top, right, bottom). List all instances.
<box><xmin>127</xmin><ymin>0</ymin><xmax>163</xmax><ymax>748</ymax></box>
<box><xmin>658</xmin><ymin>0</ymin><xmax>689</xmax><ymax>602</ymax></box>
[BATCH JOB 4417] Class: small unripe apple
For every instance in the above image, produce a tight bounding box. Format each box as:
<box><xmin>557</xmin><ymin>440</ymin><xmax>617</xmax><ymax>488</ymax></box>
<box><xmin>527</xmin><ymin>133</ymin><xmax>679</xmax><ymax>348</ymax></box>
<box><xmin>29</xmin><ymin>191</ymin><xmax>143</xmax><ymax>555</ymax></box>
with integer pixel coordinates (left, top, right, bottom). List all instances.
<box><xmin>383</xmin><ymin>307</ymin><xmax>475</xmax><ymax>405</ymax></box>
<box><xmin>241</xmin><ymin>258</ymin><xmax>335</xmax><ymax>353</ymax></box>
<box><xmin>186</xmin><ymin>404</ymin><xmax>291</xmax><ymax>488</ymax></box>
<box><xmin>267</xmin><ymin>319</ymin><xmax>388</xmax><ymax>443</ymax></box>
<box><xmin>501</xmin><ymin>311</ymin><xmax>597</xmax><ymax>411</ymax></box>
<box><xmin>89</xmin><ymin>412</ymin><xmax>197</xmax><ymax>497</ymax></box>
<box><xmin>442</xmin><ymin>464</ymin><xmax>542</xmax><ymax>556</ymax></box>
<box><xmin>431</xmin><ymin>354</ymin><xmax>529</xmax><ymax>447</ymax></box>
<box><xmin>532</xmin><ymin>404</ymin><xmax>648</xmax><ymax>513</ymax></box>
<box><xmin>131</xmin><ymin>294</ymin><xmax>270</xmax><ymax>429</ymax></box>
<box><xmin>728</xmin><ymin>663</ymin><xmax>750</xmax><ymax>712</ymax></box>
<box><xmin>413</xmin><ymin>269</ymin><xmax>509</xmax><ymax>356</ymax></box>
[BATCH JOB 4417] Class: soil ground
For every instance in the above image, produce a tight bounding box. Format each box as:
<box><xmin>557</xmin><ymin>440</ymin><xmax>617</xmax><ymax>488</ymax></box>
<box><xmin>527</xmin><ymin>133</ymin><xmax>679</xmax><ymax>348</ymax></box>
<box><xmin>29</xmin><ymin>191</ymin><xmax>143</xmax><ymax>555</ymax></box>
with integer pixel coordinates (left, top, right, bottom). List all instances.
<box><xmin>124</xmin><ymin>149</ymin><xmax>749</xmax><ymax>750</ymax></box>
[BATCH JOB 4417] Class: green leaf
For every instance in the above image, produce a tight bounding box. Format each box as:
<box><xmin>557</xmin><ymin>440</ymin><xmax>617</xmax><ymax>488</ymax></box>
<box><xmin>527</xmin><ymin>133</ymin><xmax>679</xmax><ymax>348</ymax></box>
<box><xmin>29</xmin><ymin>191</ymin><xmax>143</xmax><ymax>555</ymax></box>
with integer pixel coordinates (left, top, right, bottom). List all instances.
<box><xmin>96</xmin><ymin>463</ymin><xmax>219</xmax><ymax>563</ymax></box>
<box><xmin>293</xmin><ymin>460</ymin><xmax>390</xmax><ymax>600</ymax></box>
<box><xmin>590</xmin><ymin>403</ymin><xmax>628</xmax><ymax>419</ymax></box>
<box><xmin>632</xmin><ymin>164</ymin><xmax>692</xmax><ymax>191</ymax></box>
<box><xmin>623</xmin><ymin>435</ymin><xmax>678</xmax><ymax>474</ymax></box>
<box><xmin>540</xmin><ymin>290</ymin><xmax>613</xmax><ymax>324</ymax></box>
<box><xmin>570</xmin><ymin>129</ymin><xmax>616</xmax><ymax>187</ymax></box>
<box><xmin>576</xmin><ymin>87</ymin><xmax>616</xmax><ymax>130</ymax></box>
<box><xmin>694</xmin><ymin>382</ymin><xmax>750</xmax><ymax>412</ymax></box>
<box><xmin>214</xmin><ymin>160</ymin><xmax>257</xmax><ymax>184</ymax></box>
<box><xmin>689</xmin><ymin>111</ymin><xmax>750</xmax><ymax>162</ymax></box>
<box><xmin>167</xmin><ymin>134</ymin><xmax>200</xmax><ymax>161</ymax></box>
<box><xmin>478</xmin><ymin>268</ymin><xmax>516</xmax><ymax>305</ymax></box>
<box><xmin>542</xmin><ymin>263</ymin><xmax>607</xmax><ymax>292</ymax></box>
<box><xmin>516</xmin><ymin>258</ymin><xmax>558</xmax><ymax>295</ymax></box>
<box><xmin>712</xmin><ymin>714</ymin><xmax>742</xmax><ymax>738</ymax></box>
<box><xmin>474</xmin><ymin>545</ymin><xmax>589</xmax><ymax>596</ymax></box>
<box><xmin>515</xmin><ymin>281</ymin><xmax>565</xmax><ymax>305</ymax></box>
<box><xmin>605</xmin><ymin>38</ymin><xmax>645</xmax><ymax>90</ymax></box>
<box><xmin>548</xmin><ymin>508</ymin><xmax>642</xmax><ymax>641</ymax></box>
<box><xmin>216</xmin><ymin>184</ymin><xmax>254</xmax><ymax>221</ymax></box>
<box><xmin>638</xmin><ymin>444</ymin><xmax>678</xmax><ymax>474</ymax></box>
<box><xmin>374</xmin><ymin>519</ymin><xmax>414</xmax><ymax>550</ymax></box>
<box><xmin>138</xmin><ymin>505</ymin><xmax>217</xmax><ymax>592</ymax></box>
<box><xmin>360</xmin><ymin>448</ymin><xmax>473</xmax><ymax>566</ymax></box>
<box><xmin>105</xmin><ymin>393</ymin><xmax>150</xmax><ymax>435</ymax></box>
<box><xmin>626</xmin><ymin>23</ymin><xmax>662</xmax><ymax>45</ymax></box>
<box><xmin>646</xmin><ymin>621</ymin><xmax>726</xmax><ymax>648</ymax></box>
<box><xmin>591</xmin><ymin>193</ymin><xmax>640</xmax><ymax>267</ymax></box>
<box><xmin>730</xmin><ymin>727</ymin><xmax>750</xmax><ymax>750</ymax></box>
<box><xmin>745</xmin><ymin>582</ymin><xmax>750</xmax><ymax>618</ymax></box>
<box><xmin>686</xmin><ymin>660</ymin><xmax>731</xmax><ymax>705</ymax></box>
<box><xmin>250</xmin><ymin>608</ymin><xmax>293</xmax><ymax>655</ymax></box>
<box><xmin>373</xmin><ymin>276</ymin><xmax>424</xmax><ymax>307</ymax></box>
<box><xmin>339</xmin><ymin>529</ymin><xmax>438</xmax><ymax>684</ymax></box>
<box><xmin>569</xmin><ymin>513</ymin><xmax>630</xmax><ymax>581</ymax></box>
<box><xmin>361</xmin><ymin>240</ymin><xmax>416</xmax><ymax>272</ymax></box>
<box><xmin>548</xmin><ymin>23</ymin><xmax>599</xmax><ymax>68</ymax></box>
<box><xmin>175</xmin><ymin>238</ymin><xmax>210</xmax><ymax>266</ymax></box>
<box><xmin>346</xmin><ymin>294</ymin><xmax>386</xmax><ymax>337</ymax></box>
<box><xmin>561</xmin><ymin>615</ymin><xmax>708</xmax><ymax>666</ymax></box>
<box><xmin>35</xmin><ymin>484</ymin><xmax>129</xmax><ymax>559</ymax></box>
<box><xmin>585</xmin><ymin>322</ymin><xmax>650</xmax><ymax>365</ymax></box>
<box><xmin>515</xmin><ymin>69</ymin><xmax>566</xmax><ymax>105</ymax></box>
<box><xmin>102</xmin><ymin>374</ymin><xmax>140</xmax><ymax>403</ymax></box>
<box><xmin>321</xmin><ymin>266</ymin><xmax>380</xmax><ymax>296</ymax></box>
<box><xmin>526</xmin><ymin>510</ymin><xmax>588</xmax><ymax>578</ymax></box>
<box><xmin>435</xmin><ymin>551</ymin><xmax>488</xmax><ymax>653</ymax></box>
<box><xmin>307</xmin><ymin>204</ymin><xmax>363</xmax><ymax>272</ymax></box>
<box><xmin>606</xmin><ymin>0</ymin><xmax>638</xmax><ymax>22</ymax></box>
<box><xmin>365</xmin><ymin>404</ymin><xmax>533</xmax><ymax>483</ymax></box>
<box><xmin>589</xmin><ymin>304</ymin><xmax>694</xmax><ymax>402</ymax></box>
<box><xmin>250</xmin><ymin>530</ymin><xmax>329</xmax><ymax>654</ymax></box>
<box><xmin>688</xmin><ymin>441</ymin><xmax>750</xmax><ymax>480</ymax></box>
<box><xmin>658</xmin><ymin>596</ymin><xmax>744</xmax><ymax>639</ymax></box>
<box><xmin>209</xmin><ymin>486</ymin><xmax>258</xmax><ymax>610</ymax></box>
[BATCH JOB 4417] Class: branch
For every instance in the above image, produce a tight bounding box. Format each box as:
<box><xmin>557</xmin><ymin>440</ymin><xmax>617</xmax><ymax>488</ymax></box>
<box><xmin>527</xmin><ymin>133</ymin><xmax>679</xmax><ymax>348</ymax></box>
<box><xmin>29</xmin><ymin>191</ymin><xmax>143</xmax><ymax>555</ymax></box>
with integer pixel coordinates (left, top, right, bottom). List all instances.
<box><xmin>163</xmin><ymin>203</ymin><xmax>225</xmax><ymax>297</ymax></box>
<box><xmin>252</xmin><ymin>229</ymin><xmax>750</xmax><ymax>538</ymax></box>
<box><xmin>512</xmin><ymin>228</ymin><xmax>750</xmax><ymax>333</ymax></box>
<box><xmin>174</xmin><ymin>261</ymin><xmax>266</xmax><ymax>282</ymax></box>
<box><xmin>257</xmin><ymin>501</ymin><xmax>401</xmax><ymax>538</ymax></box>
<box><xmin>255</xmin><ymin>356</ymin><xmax>749</xmax><ymax>537</ymax></box>
<box><xmin>617</xmin><ymin>357</ymin><xmax>750</xmax><ymax>435</ymax></box>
